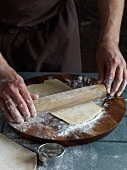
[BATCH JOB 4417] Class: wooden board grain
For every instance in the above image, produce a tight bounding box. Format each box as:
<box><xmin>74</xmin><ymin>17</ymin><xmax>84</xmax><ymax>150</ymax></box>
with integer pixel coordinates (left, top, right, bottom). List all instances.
<box><xmin>8</xmin><ymin>74</ymin><xmax>126</xmax><ymax>146</ymax></box>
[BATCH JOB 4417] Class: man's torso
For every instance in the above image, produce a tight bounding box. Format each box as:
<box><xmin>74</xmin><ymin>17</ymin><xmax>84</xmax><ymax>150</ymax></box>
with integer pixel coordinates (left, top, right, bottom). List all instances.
<box><xmin>0</xmin><ymin>0</ymin><xmax>66</xmax><ymax>27</ymax></box>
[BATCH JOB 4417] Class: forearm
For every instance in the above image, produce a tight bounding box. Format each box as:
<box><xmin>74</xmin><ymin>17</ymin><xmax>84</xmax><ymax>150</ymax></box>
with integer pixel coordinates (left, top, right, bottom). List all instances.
<box><xmin>0</xmin><ymin>53</ymin><xmax>17</xmax><ymax>80</ymax></box>
<box><xmin>0</xmin><ymin>53</ymin><xmax>9</xmax><ymax>66</ymax></box>
<box><xmin>97</xmin><ymin>0</ymin><xmax>125</xmax><ymax>44</ymax></box>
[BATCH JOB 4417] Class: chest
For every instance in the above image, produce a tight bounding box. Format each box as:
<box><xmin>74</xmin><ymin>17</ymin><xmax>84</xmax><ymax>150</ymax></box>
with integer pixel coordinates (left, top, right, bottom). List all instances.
<box><xmin>0</xmin><ymin>0</ymin><xmax>61</xmax><ymax>15</ymax></box>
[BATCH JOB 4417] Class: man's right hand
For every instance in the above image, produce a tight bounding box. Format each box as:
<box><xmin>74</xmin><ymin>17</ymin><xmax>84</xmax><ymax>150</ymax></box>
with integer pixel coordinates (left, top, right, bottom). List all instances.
<box><xmin>0</xmin><ymin>56</ymin><xmax>38</xmax><ymax>124</ymax></box>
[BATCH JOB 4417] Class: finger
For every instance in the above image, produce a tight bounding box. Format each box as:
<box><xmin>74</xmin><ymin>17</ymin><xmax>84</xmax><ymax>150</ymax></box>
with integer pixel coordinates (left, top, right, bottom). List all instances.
<box><xmin>97</xmin><ymin>64</ymin><xmax>106</xmax><ymax>83</ymax></box>
<box><xmin>19</xmin><ymin>86</ymin><xmax>37</xmax><ymax>118</ymax></box>
<box><xmin>105</xmin><ymin>66</ymin><xmax>116</xmax><ymax>94</ymax></box>
<box><xmin>0</xmin><ymin>98</ymin><xmax>14</xmax><ymax>122</ymax></box>
<box><xmin>116</xmin><ymin>80</ymin><xmax>127</xmax><ymax>96</ymax></box>
<box><xmin>10</xmin><ymin>91</ymin><xmax>31</xmax><ymax>120</ymax></box>
<box><xmin>30</xmin><ymin>94</ymin><xmax>39</xmax><ymax>100</ymax></box>
<box><xmin>110</xmin><ymin>67</ymin><xmax>123</xmax><ymax>96</ymax></box>
<box><xmin>116</xmin><ymin>69</ymin><xmax>127</xmax><ymax>96</ymax></box>
<box><xmin>2</xmin><ymin>93</ymin><xmax>24</xmax><ymax>124</ymax></box>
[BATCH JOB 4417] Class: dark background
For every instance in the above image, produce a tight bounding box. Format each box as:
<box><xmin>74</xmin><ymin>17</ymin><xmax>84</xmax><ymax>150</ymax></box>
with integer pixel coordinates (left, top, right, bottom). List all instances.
<box><xmin>74</xmin><ymin>0</ymin><xmax>127</xmax><ymax>72</ymax></box>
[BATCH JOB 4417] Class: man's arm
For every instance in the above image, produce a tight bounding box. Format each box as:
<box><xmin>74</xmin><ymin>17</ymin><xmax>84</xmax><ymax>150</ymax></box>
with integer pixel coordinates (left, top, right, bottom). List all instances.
<box><xmin>0</xmin><ymin>53</ymin><xmax>38</xmax><ymax>123</ymax></box>
<box><xmin>96</xmin><ymin>0</ymin><xmax>126</xmax><ymax>96</ymax></box>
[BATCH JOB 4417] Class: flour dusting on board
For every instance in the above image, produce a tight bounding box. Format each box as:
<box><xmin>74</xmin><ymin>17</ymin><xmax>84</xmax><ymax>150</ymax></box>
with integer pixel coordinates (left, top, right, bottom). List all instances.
<box><xmin>57</xmin><ymin>99</ymin><xmax>108</xmax><ymax>137</ymax></box>
<box><xmin>10</xmin><ymin>76</ymin><xmax>111</xmax><ymax>139</ymax></box>
<box><xmin>10</xmin><ymin>97</ymin><xmax>109</xmax><ymax>139</ymax></box>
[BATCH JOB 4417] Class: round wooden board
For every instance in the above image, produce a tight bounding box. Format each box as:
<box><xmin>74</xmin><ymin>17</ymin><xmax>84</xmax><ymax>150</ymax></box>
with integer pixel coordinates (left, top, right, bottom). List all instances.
<box><xmin>9</xmin><ymin>74</ymin><xmax>126</xmax><ymax>146</ymax></box>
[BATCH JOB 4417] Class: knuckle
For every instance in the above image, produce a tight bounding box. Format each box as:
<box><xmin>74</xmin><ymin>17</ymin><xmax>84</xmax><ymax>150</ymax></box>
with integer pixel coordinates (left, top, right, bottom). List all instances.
<box><xmin>7</xmin><ymin>104</ymin><xmax>15</xmax><ymax>113</ymax></box>
<box><xmin>18</xmin><ymin>104</ymin><xmax>30</xmax><ymax>117</ymax></box>
<box><xmin>16</xmin><ymin>77</ymin><xmax>25</xmax><ymax>89</ymax></box>
<box><xmin>18</xmin><ymin>81</ymin><xmax>24</xmax><ymax>89</ymax></box>
<box><xmin>18</xmin><ymin>76</ymin><xmax>24</xmax><ymax>82</ymax></box>
<box><xmin>27</xmin><ymin>102</ymin><xmax>33</xmax><ymax>108</ymax></box>
<box><xmin>15</xmin><ymin>117</ymin><xmax>23</xmax><ymax>123</ymax></box>
<box><xmin>116</xmin><ymin>78</ymin><xmax>123</xmax><ymax>82</ymax></box>
<box><xmin>18</xmin><ymin>77</ymin><xmax>25</xmax><ymax>85</ymax></box>
<box><xmin>111</xmin><ymin>57</ymin><xmax>118</xmax><ymax>65</ymax></box>
<box><xmin>10</xmin><ymin>110</ymin><xmax>22</xmax><ymax>122</ymax></box>
<box><xmin>112</xmin><ymin>85</ymin><xmax>118</xmax><ymax>93</ymax></box>
<box><xmin>107</xmin><ymin>74</ymin><xmax>113</xmax><ymax>79</ymax></box>
<box><xmin>18</xmin><ymin>102</ymin><xmax>24</xmax><ymax>108</ymax></box>
<box><xmin>18</xmin><ymin>82</ymin><xmax>26</xmax><ymax>92</ymax></box>
<box><xmin>7</xmin><ymin>83</ymin><xmax>15</xmax><ymax>92</ymax></box>
<box><xmin>25</xmin><ymin>98</ymin><xmax>32</xmax><ymax>105</ymax></box>
<box><xmin>22</xmin><ymin>112</ymin><xmax>30</xmax><ymax>119</ymax></box>
<box><xmin>16</xmin><ymin>74</ymin><xmax>24</xmax><ymax>83</ymax></box>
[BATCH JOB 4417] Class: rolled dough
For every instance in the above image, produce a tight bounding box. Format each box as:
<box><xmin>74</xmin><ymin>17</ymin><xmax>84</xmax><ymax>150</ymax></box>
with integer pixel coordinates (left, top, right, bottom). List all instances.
<box><xmin>0</xmin><ymin>133</ymin><xmax>37</xmax><ymax>170</ymax></box>
<box><xmin>51</xmin><ymin>102</ymin><xmax>102</xmax><ymax>125</ymax></box>
<box><xmin>27</xmin><ymin>79</ymin><xmax>71</xmax><ymax>97</ymax></box>
<box><xmin>27</xmin><ymin>79</ymin><xmax>102</xmax><ymax>124</ymax></box>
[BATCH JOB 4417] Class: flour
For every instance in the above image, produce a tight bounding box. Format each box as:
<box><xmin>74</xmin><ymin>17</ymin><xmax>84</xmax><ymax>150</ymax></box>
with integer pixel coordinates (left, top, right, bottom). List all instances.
<box><xmin>103</xmin><ymin>103</ymin><xmax>109</xmax><ymax>107</ymax></box>
<box><xmin>57</xmin><ymin>110</ymin><xmax>107</xmax><ymax>137</ymax></box>
<box><xmin>7</xmin><ymin>105</ymin><xmax>15</xmax><ymax>111</ymax></box>
<box><xmin>10</xmin><ymin>97</ymin><xmax>109</xmax><ymax>140</ymax></box>
<box><xmin>19</xmin><ymin>104</ymin><xmax>23</xmax><ymax>108</ymax></box>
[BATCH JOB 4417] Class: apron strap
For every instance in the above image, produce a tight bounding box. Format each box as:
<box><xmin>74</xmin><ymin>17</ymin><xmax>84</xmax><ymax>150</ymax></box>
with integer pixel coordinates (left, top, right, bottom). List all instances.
<box><xmin>2</xmin><ymin>0</ymin><xmax>68</xmax><ymax>48</ymax></box>
<box><xmin>11</xmin><ymin>22</ymin><xmax>49</xmax><ymax>48</ymax></box>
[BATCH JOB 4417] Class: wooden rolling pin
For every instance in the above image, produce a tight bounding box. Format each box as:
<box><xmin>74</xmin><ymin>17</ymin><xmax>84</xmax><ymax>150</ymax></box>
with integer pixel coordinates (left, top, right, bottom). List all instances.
<box><xmin>33</xmin><ymin>84</ymin><xmax>106</xmax><ymax>114</ymax></box>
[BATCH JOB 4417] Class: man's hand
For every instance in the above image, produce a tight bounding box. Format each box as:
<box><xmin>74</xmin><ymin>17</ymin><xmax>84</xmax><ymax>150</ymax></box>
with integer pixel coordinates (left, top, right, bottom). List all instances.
<box><xmin>0</xmin><ymin>63</ymin><xmax>38</xmax><ymax>124</ymax></box>
<box><xmin>97</xmin><ymin>0</ymin><xmax>126</xmax><ymax>95</ymax></box>
<box><xmin>96</xmin><ymin>42</ymin><xmax>127</xmax><ymax>96</ymax></box>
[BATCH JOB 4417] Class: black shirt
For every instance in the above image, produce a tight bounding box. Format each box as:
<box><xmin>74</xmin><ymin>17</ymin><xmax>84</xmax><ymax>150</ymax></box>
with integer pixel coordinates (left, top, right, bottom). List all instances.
<box><xmin>0</xmin><ymin>0</ymin><xmax>66</xmax><ymax>27</ymax></box>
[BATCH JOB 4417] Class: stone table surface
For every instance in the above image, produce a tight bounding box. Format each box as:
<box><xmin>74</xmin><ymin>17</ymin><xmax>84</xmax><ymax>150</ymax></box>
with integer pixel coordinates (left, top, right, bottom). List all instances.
<box><xmin>1</xmin><ymin>72</ymin><xmax>127</xmax><ymax>170</ymax></box>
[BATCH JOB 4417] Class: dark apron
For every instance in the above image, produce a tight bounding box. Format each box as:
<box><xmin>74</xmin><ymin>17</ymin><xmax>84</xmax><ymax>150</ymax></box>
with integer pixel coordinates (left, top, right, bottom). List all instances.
<box><xmin>0</xmin><ymin>0</ymin><xmax>82</xmax><ymax>72</ymax></box>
